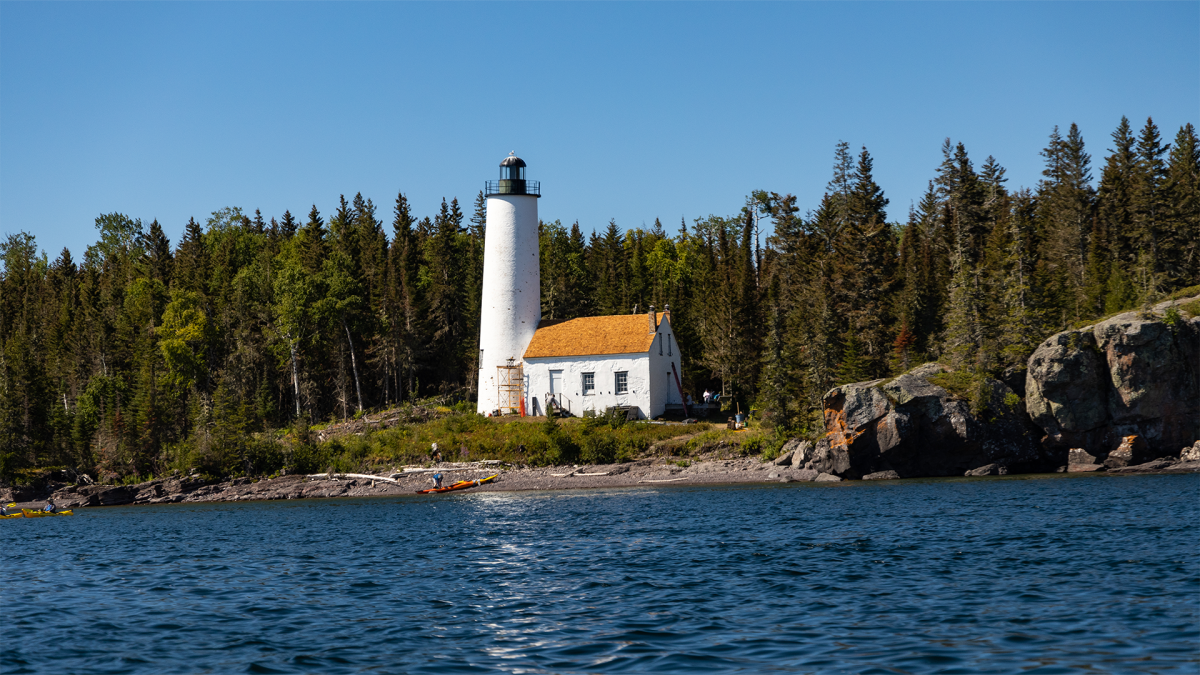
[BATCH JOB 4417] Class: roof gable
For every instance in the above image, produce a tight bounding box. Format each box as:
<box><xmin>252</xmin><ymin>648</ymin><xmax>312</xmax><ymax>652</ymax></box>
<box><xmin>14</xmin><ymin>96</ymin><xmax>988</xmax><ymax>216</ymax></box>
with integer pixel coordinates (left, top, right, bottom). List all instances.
<box><xmin>524</xmin><ymin>313</ymin><xmax>670</xmax><ymax>358</ymax></box>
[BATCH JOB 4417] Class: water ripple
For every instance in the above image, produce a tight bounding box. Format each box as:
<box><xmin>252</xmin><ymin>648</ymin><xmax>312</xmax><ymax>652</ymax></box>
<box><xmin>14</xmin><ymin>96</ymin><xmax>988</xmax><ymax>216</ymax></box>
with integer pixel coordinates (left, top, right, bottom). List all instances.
<box><xmin>2</xmin><ymin>474</ymin><xmax>1198</xmax><ymax>673</ymax></box>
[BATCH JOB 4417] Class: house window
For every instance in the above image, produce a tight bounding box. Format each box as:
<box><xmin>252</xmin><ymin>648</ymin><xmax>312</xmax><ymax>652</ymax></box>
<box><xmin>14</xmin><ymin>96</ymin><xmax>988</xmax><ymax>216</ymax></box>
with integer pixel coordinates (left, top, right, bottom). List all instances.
<box><xmin>668</xmin><ymin>334</ymin><xmax>673</xmax><ymax>356</ymax></box>
<box><xmin>582</xmin><ymin>372</ymin><xmax>595</xmax><ymax>395</ymax></box>
<box><xmin>615</xmin><ymin>371</ymin><xmax>628</xmax><ymax>395</ymax></box>
<box><xmin>659</xmin><ymin>333</ymin><xmax>663</xmax><ymax>355</ymax></box>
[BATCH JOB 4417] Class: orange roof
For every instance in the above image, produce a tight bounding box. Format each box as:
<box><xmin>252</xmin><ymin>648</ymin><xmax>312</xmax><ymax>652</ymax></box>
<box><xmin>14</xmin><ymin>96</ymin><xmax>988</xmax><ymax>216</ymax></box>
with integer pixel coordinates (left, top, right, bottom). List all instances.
<box><xmin>524</xmin><ymin>313</ymin><xmax>669</xmax><ymax>358</ymax></box>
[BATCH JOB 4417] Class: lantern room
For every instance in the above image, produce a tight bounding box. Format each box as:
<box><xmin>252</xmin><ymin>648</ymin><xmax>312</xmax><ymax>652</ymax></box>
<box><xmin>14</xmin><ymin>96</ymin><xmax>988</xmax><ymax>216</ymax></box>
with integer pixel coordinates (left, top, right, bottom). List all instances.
<box><xmin>486</xmin><ymin>152</ymin><xmax>541</xmax><ymax>197</ymax></box>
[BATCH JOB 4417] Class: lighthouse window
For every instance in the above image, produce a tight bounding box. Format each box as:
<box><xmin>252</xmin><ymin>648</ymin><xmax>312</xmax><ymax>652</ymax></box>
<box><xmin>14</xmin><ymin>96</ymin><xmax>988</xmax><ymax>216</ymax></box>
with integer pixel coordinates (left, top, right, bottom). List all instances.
<box><xmin>615</xmin><ymin>372</ymin><xmax>629</xmax><ymax>395</ymax></box>
<box><xmin>582</xmin><ymin>372</ymin><xmax>595</xmax><ymax>395</ymax></box>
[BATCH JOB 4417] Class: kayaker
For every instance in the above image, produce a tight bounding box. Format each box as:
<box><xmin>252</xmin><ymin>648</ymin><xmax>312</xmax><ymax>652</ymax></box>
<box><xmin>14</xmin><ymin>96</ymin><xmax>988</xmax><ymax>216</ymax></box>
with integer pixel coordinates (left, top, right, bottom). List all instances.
<box><xmin>42</xmin><ymin>499</ymin><xmax>56</xmax><ymax>513</ymax></box>
<box><xmin>0</xmin><ymin>502</ymin><xmax>12</xmax><ymax>516</ymax></box>
<box><xmin>432</xmin><ymin>473</ymin><xmax>443</xmax><ymax>489</ymax></box>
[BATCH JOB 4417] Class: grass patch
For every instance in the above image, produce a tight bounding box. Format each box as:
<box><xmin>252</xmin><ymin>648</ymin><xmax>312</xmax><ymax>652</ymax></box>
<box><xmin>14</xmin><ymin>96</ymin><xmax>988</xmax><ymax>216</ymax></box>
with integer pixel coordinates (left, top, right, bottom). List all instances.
<box><xmin>927</xmin><ymin>370</ymin><xmax>974</xmax><ymax>400</ymax></box>
<box><xmin>296</xmin><ymin>413</ymin><xmax>711</xmax><ymax>474</ymax></box>
<box><xmin>1177</xmin><ymin>299</ymin><xmax>1200</xmax><ymax>319</ymax></box>
<box><xmin>1167</xmin><ymin>284</ymin><xmax>1200</xmax><ymax>301</ymax></box>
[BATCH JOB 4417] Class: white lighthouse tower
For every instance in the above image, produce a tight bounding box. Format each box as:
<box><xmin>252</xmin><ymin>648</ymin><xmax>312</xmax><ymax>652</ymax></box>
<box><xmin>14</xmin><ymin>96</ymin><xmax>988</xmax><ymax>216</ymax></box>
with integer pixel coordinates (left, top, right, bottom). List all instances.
<box><xmin>477</xmin><ymin>153</ymin><xmax>541</xmax><ymax>415</ymax></box>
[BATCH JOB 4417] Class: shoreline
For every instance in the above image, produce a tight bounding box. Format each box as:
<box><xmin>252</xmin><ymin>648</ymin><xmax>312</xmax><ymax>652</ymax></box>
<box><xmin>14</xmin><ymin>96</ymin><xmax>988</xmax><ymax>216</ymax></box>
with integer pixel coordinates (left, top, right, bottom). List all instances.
<box><xmin>6</xmin><ymin>456</ymin><xmax>1198</xmax><ymax>511</ymax></box>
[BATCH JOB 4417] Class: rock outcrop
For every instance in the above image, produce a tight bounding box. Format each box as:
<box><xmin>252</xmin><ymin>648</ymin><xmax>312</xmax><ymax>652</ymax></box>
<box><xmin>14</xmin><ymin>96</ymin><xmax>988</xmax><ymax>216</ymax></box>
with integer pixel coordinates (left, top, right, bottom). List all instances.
<box><xmin>1026</xmin><ymin>305</ymin><xmax>1200</xmax><ymax>461</ymax></box>
<box><xmin>803</xmin><ymin>363</ymin><xmax>1046</xmax><ymax>479</ymax></box>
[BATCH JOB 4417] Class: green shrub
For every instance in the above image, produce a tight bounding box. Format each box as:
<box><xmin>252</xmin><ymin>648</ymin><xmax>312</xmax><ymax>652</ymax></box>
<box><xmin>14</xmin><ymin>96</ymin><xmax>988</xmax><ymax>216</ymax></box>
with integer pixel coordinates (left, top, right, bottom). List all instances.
<box><xmin>1164</xmin><ymin>306</ymin><xmax>1182</xmax><ymax>327</ymax></box>
<box><xmin>1003</xmin><ymin>392</ymin><xmax>1021</xmax><ymax>410</ymax></box>
<box><xmin>581</xmin><ymin>434</ymin><xmax>617</xmax><ymax>464</ymax></box>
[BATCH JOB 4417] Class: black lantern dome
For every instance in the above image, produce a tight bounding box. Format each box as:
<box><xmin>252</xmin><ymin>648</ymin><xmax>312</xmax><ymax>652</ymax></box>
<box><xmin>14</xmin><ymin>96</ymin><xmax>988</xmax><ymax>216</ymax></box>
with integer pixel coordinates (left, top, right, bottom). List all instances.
<box><xmin>486</xmin><ymin>152</ymin><xmax>540</xmax><ymax>197</ymax></box>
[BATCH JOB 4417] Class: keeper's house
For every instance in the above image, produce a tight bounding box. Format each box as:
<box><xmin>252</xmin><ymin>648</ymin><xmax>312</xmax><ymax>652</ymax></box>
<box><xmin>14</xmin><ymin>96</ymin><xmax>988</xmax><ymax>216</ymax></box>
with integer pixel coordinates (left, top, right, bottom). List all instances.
<box><xmin>523</xmin><ymin>308</ymin><xmax>685</xmax><ymax>420</ymax></box>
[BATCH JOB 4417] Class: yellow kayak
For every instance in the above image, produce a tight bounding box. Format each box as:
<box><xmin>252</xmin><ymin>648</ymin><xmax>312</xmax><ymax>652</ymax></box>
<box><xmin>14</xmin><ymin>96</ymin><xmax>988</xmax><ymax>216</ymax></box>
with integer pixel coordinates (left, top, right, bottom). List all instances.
<box><xmin>0</xmin><ymin>512</ymin><xmax>24</xmax><ymax>519</ymax></box>
<box><xmin>20</xmin><ymin>509</ymin><xmax>74</xmax><ymax>518</ymax></box>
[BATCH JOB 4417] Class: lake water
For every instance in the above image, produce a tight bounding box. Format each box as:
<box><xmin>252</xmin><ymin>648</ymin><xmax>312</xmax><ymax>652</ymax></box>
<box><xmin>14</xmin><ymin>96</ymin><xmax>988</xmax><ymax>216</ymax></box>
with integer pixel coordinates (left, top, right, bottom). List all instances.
<box><xmin>3</xmin><ymin>474</ymin><xmax>1198</xmax><ymax>674</ymax></box>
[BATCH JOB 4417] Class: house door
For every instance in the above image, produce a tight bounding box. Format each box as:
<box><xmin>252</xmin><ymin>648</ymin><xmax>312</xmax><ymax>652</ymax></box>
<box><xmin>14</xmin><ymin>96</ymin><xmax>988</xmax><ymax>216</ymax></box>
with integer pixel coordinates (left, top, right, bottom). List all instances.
<box><xmin>549</xmin><ymin>370</ymin><xmax>563</xmax><ymax>396</ymax></box>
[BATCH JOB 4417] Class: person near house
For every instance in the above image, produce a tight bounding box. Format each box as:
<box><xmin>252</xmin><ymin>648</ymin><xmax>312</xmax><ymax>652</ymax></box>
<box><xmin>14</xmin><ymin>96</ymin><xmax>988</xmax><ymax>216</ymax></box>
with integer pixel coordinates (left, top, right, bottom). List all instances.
<box><xmin>703</xmin><ymin>390</ymin><xmax>713</xmax><ymax>405</ymax></box>
<box><xmin>547</xmin><ymin>393</ymin><xmax>558</xmax><ymax>416</ymax></box>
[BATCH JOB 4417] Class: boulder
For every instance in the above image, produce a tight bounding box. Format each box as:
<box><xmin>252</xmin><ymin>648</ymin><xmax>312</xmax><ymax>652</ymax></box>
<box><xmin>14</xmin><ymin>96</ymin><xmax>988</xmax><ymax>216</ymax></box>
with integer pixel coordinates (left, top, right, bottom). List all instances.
<box><xmin>1181</xmin><ymin>441</ymin><xmax>1200</xmax><ymax>462</ymax></box>
<box><xmin>1026</xmin><ymin>307</ymin><xmax>1200</xmax><ymax>460</ymax></box>
<box><xmin>792</xmin><ymin>469</ymin><xmax>819</xmax><ymax>482</ymax></box>
<box><xmin>965</xmin><ymin>463</ymin><xmax>1007</xmax><ymax>477</ymax></box>
<box><xmin>1068</xmin><ymin>463</ymin><xmax>1105</xmax><ymax>472</ymax></box>
<box><xmin>1108</xmin><ymin>458</ymin><xmax>1177</xmax><ymax>473</ymax></box>
<box><xmin>1104</xmin><ymin>435</ymin><xmax>1150</xmax><ymax>469</ymax></box>
<box><xmin>862</xmin><ymin>470</ymin><xmax>900</xmax><ymax>480</ymax></box>
<box><xmin>778</xmin><ymin>439</ymin><xmax>814</xmax><ymax>467</ymax></box>
<box><xmin>1068</xmin><ymin>448</ymin><xmax>1099</xmax><ymax>465</ymax></box>
<box><xmin>814</xmin><ymin>473</ymin><xmax>842</xmax><ymax>482</ymax></box>
<box><xmin>812</xmin><ymin>363</ymin><xmax>1044</xmax><ymax>479</ymax></box>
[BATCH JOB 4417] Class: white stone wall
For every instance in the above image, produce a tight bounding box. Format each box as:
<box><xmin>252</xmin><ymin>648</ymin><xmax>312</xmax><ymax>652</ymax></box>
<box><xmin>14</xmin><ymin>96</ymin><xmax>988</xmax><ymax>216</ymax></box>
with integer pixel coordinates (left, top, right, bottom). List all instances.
<box><xmin>477</xmin><ymin>194</ymin><xmax>541</xmax><ymax>414</ymax></box>
<box><xmin>525</xmin><ymin>354</ymin><xmax>651</xmax><ymax>418</ymax></box>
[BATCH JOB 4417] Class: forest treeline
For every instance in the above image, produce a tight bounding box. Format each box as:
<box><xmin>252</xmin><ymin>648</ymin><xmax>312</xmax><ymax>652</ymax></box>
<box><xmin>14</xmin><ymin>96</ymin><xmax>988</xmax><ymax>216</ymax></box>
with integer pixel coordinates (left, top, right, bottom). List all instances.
<box><xmin>1</xmin><ymin>116</ymin><xmax>1197</xmax><ymax>480</ymax></box>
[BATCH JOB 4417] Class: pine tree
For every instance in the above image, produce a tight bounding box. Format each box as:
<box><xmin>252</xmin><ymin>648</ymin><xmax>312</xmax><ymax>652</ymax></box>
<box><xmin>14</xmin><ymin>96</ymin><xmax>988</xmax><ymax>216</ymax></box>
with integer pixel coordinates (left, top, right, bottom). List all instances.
<box><xmin>279</xmin><ymin>210</ymin><xmax>298</xmax><ymax>239</ymax></box>
<box><xmin>1038</xmin><ymin>123</ymin><xmax>1095</xmax><ymax>318</ymax></box>
<box><xmin>174</xmin><ymin>217</ymin><xmax>208</xmax><ymax>295</ymax></box>
<box><xmin>386</xmin><ymin>192</ymin><xmax>424</xmax><ymax>402</ymax></box>
<box><xmin>141</xmin><ymin>219</ymin><xmax>173</xmax><ymax>287</ymax></box>
<box><xmin>1130</xmin><ymin>117</ymin><xmax>1170</xmax><ymax>300</ymax></box>
<box><xmin>1094</xmin><ymin>117</ymin><xmax>1139</xmax><ymax>311</ymax></box>
<box><xmin>830</xmin><ymin>146</ymin><xmax>895</xmax><ymax>377</ymax></box>
<box><xmin>1163</xmin><ymin>123</ymin><xmax>1200</xmax><ymax>284</ymax></box>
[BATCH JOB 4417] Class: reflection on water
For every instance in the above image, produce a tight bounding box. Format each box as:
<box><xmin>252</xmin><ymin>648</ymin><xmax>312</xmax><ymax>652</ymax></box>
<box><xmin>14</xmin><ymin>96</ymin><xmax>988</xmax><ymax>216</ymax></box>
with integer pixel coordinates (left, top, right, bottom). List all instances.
<box><xmin>3</xmin><ymin>474</ymin><xmax>1198</xmax><ymax>674</ymax></box>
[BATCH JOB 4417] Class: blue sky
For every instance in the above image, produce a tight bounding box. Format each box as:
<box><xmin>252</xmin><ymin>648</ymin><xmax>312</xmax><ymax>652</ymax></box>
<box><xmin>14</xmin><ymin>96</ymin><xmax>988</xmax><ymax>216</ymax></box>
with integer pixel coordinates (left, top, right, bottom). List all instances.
<box><xmin>2</xmin><ymin>2</ymin><xmax>1197</xmax><ymax>259</ymax></box>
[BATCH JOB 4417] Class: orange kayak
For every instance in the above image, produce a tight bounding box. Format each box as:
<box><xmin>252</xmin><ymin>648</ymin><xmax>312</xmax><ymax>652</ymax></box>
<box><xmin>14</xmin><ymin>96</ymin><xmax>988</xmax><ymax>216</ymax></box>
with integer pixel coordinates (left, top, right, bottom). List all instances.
<box><xmin>416</xmin><ymin>474</ymin><xmax>498</xmax><ymax>494</ymax></box>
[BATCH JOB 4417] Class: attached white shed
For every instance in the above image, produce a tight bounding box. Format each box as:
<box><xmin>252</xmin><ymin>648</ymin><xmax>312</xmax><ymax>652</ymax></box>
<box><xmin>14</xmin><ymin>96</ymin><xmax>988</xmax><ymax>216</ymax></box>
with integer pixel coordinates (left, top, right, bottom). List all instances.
<box><xmin>522</xmin><ymin>310</ymin><xmax>685</xmax><ymax>419</ymax></box>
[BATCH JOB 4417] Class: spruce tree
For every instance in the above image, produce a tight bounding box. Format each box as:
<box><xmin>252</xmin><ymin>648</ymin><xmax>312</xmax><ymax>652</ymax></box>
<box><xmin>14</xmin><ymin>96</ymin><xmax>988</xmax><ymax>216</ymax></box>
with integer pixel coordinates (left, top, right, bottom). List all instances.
<box><xmin>173</xmin><ymin>217</ymin><xmax>208</xmax><ymax>295</ymax></box>
<box><xmin>1163</xmin><ymin>123</ymin><xmax>1200</xmax><ymax>284</ymax></box>
<box><xmin>1131</xmin><ymin>117</ymin><xmax>1170</xmax><ymax>299</ymax></box>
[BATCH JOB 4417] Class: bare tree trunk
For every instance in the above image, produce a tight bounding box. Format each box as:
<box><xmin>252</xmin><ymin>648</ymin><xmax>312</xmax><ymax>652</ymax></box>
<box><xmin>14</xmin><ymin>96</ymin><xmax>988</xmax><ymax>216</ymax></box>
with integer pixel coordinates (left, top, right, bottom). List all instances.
<box><xmin>288</xmin><ymin>337</ymin><xmax>301</xmax><ymax>419</ymax></box>
<box><xmin>343</xmin><ymin>316</ymin><xmax>364</xmax><ymax>414</ymax></box>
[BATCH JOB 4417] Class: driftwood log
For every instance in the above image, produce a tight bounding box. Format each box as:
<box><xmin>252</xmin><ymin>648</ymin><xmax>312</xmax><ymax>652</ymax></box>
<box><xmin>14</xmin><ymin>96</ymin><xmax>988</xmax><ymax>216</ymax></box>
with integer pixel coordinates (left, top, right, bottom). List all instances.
<box><xmin>306</xmin><ymin>473</ymin><xmax>401</xmax><ymax>485</ymax></box>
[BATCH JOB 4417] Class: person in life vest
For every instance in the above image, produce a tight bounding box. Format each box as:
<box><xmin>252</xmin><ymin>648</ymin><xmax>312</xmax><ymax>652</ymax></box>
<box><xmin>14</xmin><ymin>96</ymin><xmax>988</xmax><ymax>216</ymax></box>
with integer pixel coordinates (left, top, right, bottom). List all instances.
<box><xmin>432</xmin><ymin>473</ymin><xmax>443</xmax><ymax>489</ymax></box>
<box><xmin>0</xmin><ymin>502</ymin><xmax>13</xmax><ymax>516</ymax></box>
<box><xmin>42</xmin><ymin>499</ymin><xmax>56</xmax><ymax>513</ymax></box>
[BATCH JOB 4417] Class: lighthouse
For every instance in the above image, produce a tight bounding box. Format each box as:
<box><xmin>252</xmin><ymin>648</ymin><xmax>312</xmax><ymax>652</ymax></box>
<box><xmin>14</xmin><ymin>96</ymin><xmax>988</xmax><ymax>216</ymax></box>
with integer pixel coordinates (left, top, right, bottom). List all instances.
<box><xmin>477</xmin><ymin>153</ymin><xmax>541</xmax><ymax>415</ymax></box>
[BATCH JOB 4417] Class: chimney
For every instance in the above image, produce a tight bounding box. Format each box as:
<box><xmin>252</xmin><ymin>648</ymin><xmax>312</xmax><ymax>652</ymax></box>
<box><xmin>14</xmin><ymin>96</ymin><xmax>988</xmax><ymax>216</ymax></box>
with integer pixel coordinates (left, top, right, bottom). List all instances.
<box><xmin>663</xmin><ymin>303</ymin><xmax>671</xmax><ymax>324</ymax></box>
<box><xmin>649</xmin><ymin>304</ymin><xmax>658</xmax><ymax>333</ymax></box>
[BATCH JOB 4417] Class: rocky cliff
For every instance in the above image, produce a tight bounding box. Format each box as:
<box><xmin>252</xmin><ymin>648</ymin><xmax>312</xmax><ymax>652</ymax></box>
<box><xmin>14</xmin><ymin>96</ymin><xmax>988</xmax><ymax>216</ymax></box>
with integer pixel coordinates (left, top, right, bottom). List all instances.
<box><xmin>794</xmin><ymin>295</ymin><xmax>1200</xmax><ymax>480</ymax></box>
<box><xmin>796</xmin><ymin>363</ymin><xmax>1048</xmax><ymax>479</ymax></box>
<box><xmin>1025</xmin><ymin>302</ymin><xmax>1199</xmax><ymax>463</ymax></box>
